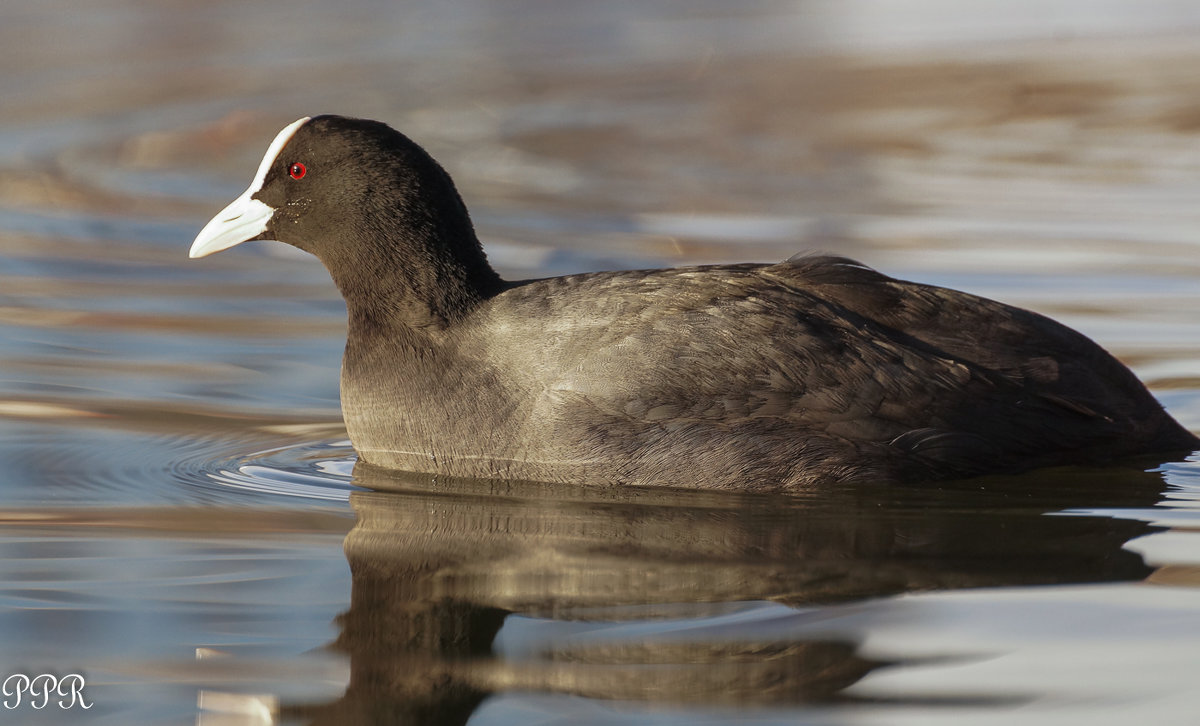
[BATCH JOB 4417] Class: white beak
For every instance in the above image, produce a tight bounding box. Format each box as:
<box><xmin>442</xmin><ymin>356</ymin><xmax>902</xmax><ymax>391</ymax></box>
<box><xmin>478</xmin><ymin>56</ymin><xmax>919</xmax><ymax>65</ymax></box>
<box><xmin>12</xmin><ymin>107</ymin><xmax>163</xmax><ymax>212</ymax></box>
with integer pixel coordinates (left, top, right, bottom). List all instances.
<box><xmin>189</xmin><ymin>192</ymin><xmax>274</xmax><ymax>258</ymax></box>
<box><xmin>188</xmin><ymin>116</ymin><xmax>311</xmax><ymax>259</ymax></box>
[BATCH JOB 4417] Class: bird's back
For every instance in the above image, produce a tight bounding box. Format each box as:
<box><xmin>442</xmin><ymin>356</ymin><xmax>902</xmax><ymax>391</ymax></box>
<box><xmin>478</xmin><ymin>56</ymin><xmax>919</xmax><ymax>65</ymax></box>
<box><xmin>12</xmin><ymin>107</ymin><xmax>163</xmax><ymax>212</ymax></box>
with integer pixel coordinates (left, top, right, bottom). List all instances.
<box><xmin>379</xmin><ymin>255</ymin><xmax>1192</xmax><ymax>488</ymax></box>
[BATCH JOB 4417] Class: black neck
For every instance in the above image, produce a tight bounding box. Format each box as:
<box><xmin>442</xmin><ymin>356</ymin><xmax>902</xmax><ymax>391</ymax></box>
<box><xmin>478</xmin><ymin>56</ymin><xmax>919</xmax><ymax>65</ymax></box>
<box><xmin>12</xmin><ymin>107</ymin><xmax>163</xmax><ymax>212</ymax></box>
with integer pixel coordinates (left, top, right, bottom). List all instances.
<box><xmin>328</xmin><ymin>229</ymin><xmax>504</xmax><ymax>333</ymax></box>
<box><xmin>319</xmin><ymin>153</ymin><xmax>505</xmax><ymax>331</ymax></box>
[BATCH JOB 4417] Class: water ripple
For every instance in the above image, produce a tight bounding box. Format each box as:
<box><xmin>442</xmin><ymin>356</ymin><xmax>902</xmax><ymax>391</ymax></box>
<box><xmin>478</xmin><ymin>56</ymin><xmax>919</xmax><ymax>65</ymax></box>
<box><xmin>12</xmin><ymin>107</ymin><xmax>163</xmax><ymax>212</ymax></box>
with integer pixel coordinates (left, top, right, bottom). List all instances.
<box><xmin>196</xmin><ymin>439</ymin><xmax>357</xmax><ymax>502</ymax></box>
<box><xmin>0</xmin><ymin>419</ymin><xmax>355</xmax><ymax>508</ymax></box>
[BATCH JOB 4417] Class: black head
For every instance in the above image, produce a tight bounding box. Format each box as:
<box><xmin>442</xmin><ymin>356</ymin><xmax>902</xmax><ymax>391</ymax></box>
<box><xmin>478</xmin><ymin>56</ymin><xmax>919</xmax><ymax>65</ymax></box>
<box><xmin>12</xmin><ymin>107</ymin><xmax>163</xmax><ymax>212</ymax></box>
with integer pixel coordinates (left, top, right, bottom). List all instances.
<box><xmin>191</xmin><ymin>115</ymin><xmax>502</xmax><ymax>326</ymax></box>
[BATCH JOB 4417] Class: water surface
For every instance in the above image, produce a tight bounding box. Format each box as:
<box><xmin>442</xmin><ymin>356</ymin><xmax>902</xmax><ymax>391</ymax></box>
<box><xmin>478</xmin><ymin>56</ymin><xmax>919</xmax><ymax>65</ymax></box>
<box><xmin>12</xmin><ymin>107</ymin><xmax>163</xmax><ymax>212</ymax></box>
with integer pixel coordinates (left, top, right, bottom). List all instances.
<box><xmin>1</xmin><ymin>1</ymin><xmax>1199</xmax><ymax>724</ymax></box>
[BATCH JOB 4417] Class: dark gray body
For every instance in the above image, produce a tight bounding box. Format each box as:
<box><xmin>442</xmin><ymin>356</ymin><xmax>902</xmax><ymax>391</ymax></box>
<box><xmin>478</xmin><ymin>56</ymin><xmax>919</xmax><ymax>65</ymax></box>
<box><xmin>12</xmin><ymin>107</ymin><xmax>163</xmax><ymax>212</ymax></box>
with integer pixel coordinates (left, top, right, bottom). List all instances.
<box><xmin>342</xmin><ymin>256</ymin><xmax>1197</xmax><ymax>490</ymax></box>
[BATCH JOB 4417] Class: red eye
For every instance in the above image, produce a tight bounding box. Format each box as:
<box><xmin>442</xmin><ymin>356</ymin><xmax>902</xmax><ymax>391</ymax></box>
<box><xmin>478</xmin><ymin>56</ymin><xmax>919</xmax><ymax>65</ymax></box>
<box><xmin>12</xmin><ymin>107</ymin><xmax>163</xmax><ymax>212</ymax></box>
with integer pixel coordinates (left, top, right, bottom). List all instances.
<box><xmin>288</xmin><ymin>162</ymin><xmax>306</xmax><ymax>180</ymax></box>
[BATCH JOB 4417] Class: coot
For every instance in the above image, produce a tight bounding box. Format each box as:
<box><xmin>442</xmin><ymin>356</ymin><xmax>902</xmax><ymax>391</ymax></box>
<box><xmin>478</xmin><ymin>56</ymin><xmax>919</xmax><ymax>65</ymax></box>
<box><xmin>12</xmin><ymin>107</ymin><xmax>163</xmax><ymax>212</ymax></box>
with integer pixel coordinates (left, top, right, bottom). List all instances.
<box><xmin>190</xmin><ymin>115</ymin><xmax>1197</xmax><ymax>489</ymax></box>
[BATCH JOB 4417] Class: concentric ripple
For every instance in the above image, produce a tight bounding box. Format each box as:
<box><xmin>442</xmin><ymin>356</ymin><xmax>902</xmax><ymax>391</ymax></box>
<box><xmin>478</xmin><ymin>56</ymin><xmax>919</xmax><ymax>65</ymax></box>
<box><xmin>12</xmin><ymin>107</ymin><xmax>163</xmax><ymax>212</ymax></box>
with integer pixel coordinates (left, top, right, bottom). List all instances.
<box><xmin>197</xmin><ymin>438</ymin><xmax>358</xmax><ymax>502</ymax></box>
<box><xmin>0</xmin><ymin>420</ymin><xmax>357</xmax><ymax>508</ymax></box>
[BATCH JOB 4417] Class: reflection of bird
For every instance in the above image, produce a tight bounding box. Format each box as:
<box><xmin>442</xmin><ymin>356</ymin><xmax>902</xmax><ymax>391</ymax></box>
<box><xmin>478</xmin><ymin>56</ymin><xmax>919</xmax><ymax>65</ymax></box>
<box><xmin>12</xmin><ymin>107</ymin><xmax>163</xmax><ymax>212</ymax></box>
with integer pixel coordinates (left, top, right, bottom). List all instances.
<box><xmin>278</xmin><ymin>468</ymin><xmax>1159</xmax><ymax>723</ymax></box>
<box><xmin>191</xmin><ymin>115</ymin><xmax>1198</xmax><ymax>489</ymax></box>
